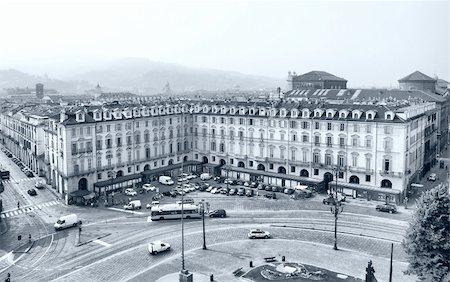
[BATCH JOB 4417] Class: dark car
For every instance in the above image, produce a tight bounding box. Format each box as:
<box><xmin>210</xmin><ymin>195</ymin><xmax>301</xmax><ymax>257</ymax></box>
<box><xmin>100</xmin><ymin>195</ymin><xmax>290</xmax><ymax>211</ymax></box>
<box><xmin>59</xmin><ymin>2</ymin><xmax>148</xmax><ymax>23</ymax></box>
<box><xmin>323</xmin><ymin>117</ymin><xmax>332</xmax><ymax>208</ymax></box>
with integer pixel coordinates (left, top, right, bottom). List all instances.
<box><xmin>284</xmin><ymin>188</ymin><xmax>295</xmax><ymax>195</ymax></box>
<box><xmin>322</xmin><ymin>196</ymin><xmax>342</xmax><ymax>205</ymax></box>
<box><xmin>25</xmin><ymin>171</ymin><xmax>34</xmax><ymax>178</ymax></box>
<box><xmin>297</xmin><ymin>190</ymin><xmax>313</xmax><ymax>198</ymax></box>
<box><xmin>27</xmin><ymin>189</ymin><xmax>37</xmax><ymax>196</ymax></box>
<box><xmin>264</xmin><ymin>192</ymin><xmax>276</xmax><ymax>199</ymax></box>
<box><xmin>271</xmin><ymin>186</ymin><xmax>280</xmax><ymax>192</ymax></box>
<box><xmin>376</xmin><ymin>204</ymin><xmax>397</xmax><ymax>214</ymax></box>
<box><xmin>209</xmin><ymin>209</ymin><xmax>226</xmax><ymax>218</ymax></box>
<box><xmin>237</xmin><ymin>188</ymin><xmax>246</xmax><ymax>196</ymax></box>
<box><xmin>245</xmin><ymin>189</ymin><xmax>254</xmax><ymax>197</ymax></box>
<box><xmin>236</xmin><ymin>180</ymin><xmax>244</xmax><ymax>186</ymax></box>
<box><xmin>230</xmin><ymin>180</ymin><xmax>237</xmax><ymax>186</ymax></box>
<box><xmin>265</xmin><ymin>186</ymin><xmax>272</xmax><ymax>191</ymax></box>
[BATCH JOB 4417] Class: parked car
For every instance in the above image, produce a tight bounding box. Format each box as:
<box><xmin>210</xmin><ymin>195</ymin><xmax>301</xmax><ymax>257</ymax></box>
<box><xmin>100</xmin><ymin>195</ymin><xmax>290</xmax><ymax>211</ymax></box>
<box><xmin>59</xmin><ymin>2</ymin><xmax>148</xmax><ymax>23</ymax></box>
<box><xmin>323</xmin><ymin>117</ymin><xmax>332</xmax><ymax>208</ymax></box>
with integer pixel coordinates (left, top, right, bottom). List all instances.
<box><xmin>236</xmin><ymin>180</ymin><xmax>244</xmax><ymax>186</ymax></box>
<box><xmin>264</xmin><ymin>192</ymin><xmax>276</xmax><ymax>199</ymax></box>
<box><xmin>257</xmin><ymin>184</ymin><xmax>266</xmax><ymax>190</ymax></box>
<box><xmin>248</xmin><ymin>229</ymin><xmax>271</xmax><ymax>239</ymax></box>
<box><xmin>142</xmin><ymin>184</ymin><xmax>157</xmax><ymax>192</ymax></box>
<box><xmin>209</xmin><ymin>209</ymin><xmax>226</xmax><ymax>218</ymax></box>
<box><xmin>35</xmin><ymin>181</ymin><xmax>46</xmax><ymax>189</ymax></box>
<box><xmin>176</xmin><ymin>198</ymin><xmax>194</xmax><ymax>205</ymax></box>
<box><xmin>210</xmin><ymin>187</ymin><xmax>219</xmax><ymax>194</ymax></box>
<box><xmin>221</xmin><ymin>187</ymin><xmax>229</xmax><ymax>194</ymax></box>
<box><xmin>206</xmin><ymin>186</ymin><xmax>213</xmax><ymax>192</ymax></box>
<box><xmin>265</xmin><ymin>186</ymin><xmax>272</xmax><ymax>191</ymax></box>
<box><xmin>27</xmin><ymin>189</ymin><xmax>37</xmax><ymax>196</ymax></box>
<box><xmin>148</xmin><ymin>241</ymin><xmax>171</xmax><ymax>255</ymax></box>
<box><xmin>25</xmin><ymin>171</ymin><xmax>34</xmax><ymax>178</ymax></box>
<box><xmin>322</xmin><ymin>196</ymin><xmax>342</xmax><ymax>205</ymax></box>
<box><xmin>237</xmin><ymin>188</ymin><xmax>246</xmax><ymax>196</ymax></box>
<box><xmin>243</xmin><ymin>181</ymin><xmax>250</xmax><ymax>187</ymax></box>
<box><xmin>376</xmin><ymin>204</ymin><xmax>397</xmax><ymax>213</ymax></box>
<box><xmin>271</xmin><ymin>186</ymin><xmax>280</xmax><ymax>192</ymax></box>
<box><xmin>427</xmin><ymin>173</ymin><xmax>437</xmax><ymax>182</ymax></box>
<box><xmin>169</xmin><ymin>190</ymin><xmax>177</xmax><ymax>197</ymax></box>
<box><xmin>297</xmin><ymin>190</ymin><xmax>313</xmax><ymax>198</ymax></box>
<box><xmin>224</xmin><ymin>178</ymin><xmax>233</xmax><ymax>185</ymax></box>
<box><xmin>245</xmin><ymin>189</ymin><xmax>254</xmax><ymax>197</ymax></box>
<box><xmin>187</xmin><ymin>174</ymin><xmax>197</xmax><ymax>180</ymax></box>
<box><xmin>249</xmin><ymin>182</ymin><xmax>258</xmax><ymax>188</ymax></box>
<box><xmin>229</xmin><ymin>188</ymin><xmax>237</xmax><ymax>195</ymax></box>
<box><xmin>125</xmin><ymin>188</ymin><xmax>137</xmax><ymax>196</ymax></box>
<box><xmin>284</xmin><ymin>188</ymin><xmax>294</xmax><ymax>195</ymax></box>
<box><xmin>192</xmin><ymin>183</ymin><xmax>200</xmax><ymax>190</ymax></box>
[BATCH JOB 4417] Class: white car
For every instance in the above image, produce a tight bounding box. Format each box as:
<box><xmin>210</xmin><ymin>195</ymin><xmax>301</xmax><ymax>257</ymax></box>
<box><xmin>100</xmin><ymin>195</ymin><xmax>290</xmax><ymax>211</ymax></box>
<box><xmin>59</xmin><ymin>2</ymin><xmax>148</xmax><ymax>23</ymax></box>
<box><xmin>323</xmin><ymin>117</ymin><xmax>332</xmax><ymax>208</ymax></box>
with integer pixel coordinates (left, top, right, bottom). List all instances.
<box><xmin>248</xmin><ymin>229</ymin><xmax>271</xmax><ymax>239</ymax></box>
<box><xmin>125</xmin><ymin>188</ymin><xmax>137</xmax><ymax>196</ymax></box>
<box><xmin>428</xmin><ymin>173</ymin><xmax>437</xmax><ymax>182</ymax></box>
<box><xmin>146</xmin><ymin>201</ymin><xmax>160</xmax><ymax>209</ymax></box>
<box><xmin>142</xmin><ymin>184</ymin><xmax>157</xmax><ymax>192</ymax></box>
<box><xmin>148</xmin><ymin>241</ymin><xmax>171</xmax><ymax>255</ymax></box>
<box><xmin>187</xmin><ymin>174</ymin><xmax>197</xmax><ymax>180</ymax></box>
<box><xmin>210</xmin><ymin>187</ymin><xmax>218</xmax><ymax>194</ymax></box>
<box><xmin>35</xmin><ymin>181</ymin><xmax>46</xmax><ymax>189</ymax></box>
<box><xmin>243</xmin><ymin>182</ymin><xmax>250</xmax><ymax>187</ymax></box>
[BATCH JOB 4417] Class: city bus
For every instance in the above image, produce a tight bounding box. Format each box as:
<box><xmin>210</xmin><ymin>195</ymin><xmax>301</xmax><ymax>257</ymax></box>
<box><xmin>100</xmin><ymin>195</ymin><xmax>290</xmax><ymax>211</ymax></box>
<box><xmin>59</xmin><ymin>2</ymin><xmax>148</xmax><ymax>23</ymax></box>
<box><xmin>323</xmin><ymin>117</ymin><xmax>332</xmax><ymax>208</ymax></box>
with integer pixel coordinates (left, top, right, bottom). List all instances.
<box><xmin>150</xmin><ymin>203</ymin><xmax>201</xmax><ymax>221</ymax></box>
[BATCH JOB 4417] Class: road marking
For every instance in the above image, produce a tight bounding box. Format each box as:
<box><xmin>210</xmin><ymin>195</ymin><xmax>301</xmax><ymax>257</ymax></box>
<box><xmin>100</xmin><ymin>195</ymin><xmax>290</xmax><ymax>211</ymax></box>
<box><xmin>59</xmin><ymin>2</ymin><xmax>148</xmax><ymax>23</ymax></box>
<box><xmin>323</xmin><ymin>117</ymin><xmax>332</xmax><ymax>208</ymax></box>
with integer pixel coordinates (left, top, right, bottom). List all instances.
<box><xmin>31</xmin><ymin>234</ymin><xmax>54</xmax><ymax>267</ymax></box>
<box><xmin>0</xmin><ymin>201</ymin><xmax>59</xmax><ymax>219</ymax></box>
<box><xmin>93</xmin><ymin>239</ymin><xmax>112</xmax><ymax>248</ymax></box>
<box><xmin>107</xmin><ymin>207</ymin><xmax>145</xmax><ymax>215</ymax></box>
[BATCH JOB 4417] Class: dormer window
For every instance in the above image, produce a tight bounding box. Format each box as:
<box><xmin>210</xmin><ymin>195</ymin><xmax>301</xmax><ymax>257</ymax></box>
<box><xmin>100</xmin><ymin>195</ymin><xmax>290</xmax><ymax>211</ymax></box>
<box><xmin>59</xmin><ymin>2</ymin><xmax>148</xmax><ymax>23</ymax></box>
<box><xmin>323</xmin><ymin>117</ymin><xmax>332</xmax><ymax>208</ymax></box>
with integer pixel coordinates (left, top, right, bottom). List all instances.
<box><xmin>353</xmin><ymin>113</ymin><xmax>359</xmax><ymax>119</ymax></box>
<box><xmin>280</xmin><ymin>109</ymin><xmax>286</xmax><ymax>117</ymax></box>
<box><xmin>340</xmin><ymin>113</ymin><xmax>345</xmax><ymax>118</ymax></box>
<box><xmin>249</xmin><ymin>109</ymin><xmax>254</xmax><ymax>115</ymax></box>
<box><xmin>367</xmin><ymin>114</ymin><xmax>373</xmax><ymax>119</ymax></box>
<box><xmin>302</xmin><ymin>110</ymin><xmax>309</xmax><ymax>118</ymax></box>
<box><xmin>327</xmin><ymin>113</ymin><xmax>333</xmax><ymax>118</ymax></box>
<box><xmin>230</xmin><ymin>108</ymin><xmax>236</xmax><ymax>114</ymax></box>
<box><xmin>203</xmin><ymin>106</ymin><xmax>208</xmax><ymax>112</ymax></box>
<box><xmin>95</xmin><ymin>113</ymin><xmax>100</xmax><ymax>119</ymax></box>
<box><xmin>260</xmin><ymin>108</ymin><xmax>265</xmax><ymax>116</ymax></box>
<box><xmin>385</xmin><ymin>111</ymin><xmax>394</xmax><ymax>120</ymax></box>
<box><xmin>291</xmin><ymin>109</ymin><xmax>298</xmax><ymax>118</ymax></box>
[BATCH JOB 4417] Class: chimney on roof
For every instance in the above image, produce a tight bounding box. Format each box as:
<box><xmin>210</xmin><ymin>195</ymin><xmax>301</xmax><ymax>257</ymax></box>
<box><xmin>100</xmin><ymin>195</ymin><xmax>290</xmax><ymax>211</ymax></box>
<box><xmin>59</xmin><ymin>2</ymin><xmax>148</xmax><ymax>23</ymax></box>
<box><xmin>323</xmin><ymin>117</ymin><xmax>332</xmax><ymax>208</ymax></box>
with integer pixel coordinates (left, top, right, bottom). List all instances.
<box><xmin>60</xmin><ymin>109</ymin><xmax>67</xmax><ymax>123</ymax></box>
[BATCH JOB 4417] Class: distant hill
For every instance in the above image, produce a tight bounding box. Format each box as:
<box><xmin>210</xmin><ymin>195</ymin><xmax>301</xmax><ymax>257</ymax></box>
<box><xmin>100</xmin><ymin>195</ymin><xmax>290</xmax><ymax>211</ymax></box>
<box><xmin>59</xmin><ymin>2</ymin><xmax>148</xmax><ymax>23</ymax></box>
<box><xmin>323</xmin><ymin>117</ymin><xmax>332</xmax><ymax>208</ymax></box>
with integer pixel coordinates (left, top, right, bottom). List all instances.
<box><xmin>0</xmin><ymin>58</ymin><xmax>283</xmax><ymax>94</ymax></box>
<box><xmin>0</xmin><ymin>69</ymin><xmax>92</xmax><ymax>94</ymax></box>
<box><xmin>71</xmin><ymin>58</ymin><xmax>283</xmax><ymax>93</ymax></box>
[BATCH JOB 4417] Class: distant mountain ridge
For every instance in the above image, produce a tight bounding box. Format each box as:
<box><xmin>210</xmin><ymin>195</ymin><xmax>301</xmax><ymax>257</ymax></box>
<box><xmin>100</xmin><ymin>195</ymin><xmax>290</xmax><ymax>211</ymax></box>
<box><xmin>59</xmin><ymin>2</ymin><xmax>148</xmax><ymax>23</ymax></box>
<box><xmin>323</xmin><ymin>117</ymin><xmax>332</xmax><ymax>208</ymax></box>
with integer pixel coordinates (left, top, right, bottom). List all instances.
<box><xmin>71</xmin><ymin>57</ymin><xmax>283</xmax><ymax>93</ymax></box>
<box><xmin>0</xmin><ymin>58</ymin><xmax>283</xmax><ymax>94</ymax></box>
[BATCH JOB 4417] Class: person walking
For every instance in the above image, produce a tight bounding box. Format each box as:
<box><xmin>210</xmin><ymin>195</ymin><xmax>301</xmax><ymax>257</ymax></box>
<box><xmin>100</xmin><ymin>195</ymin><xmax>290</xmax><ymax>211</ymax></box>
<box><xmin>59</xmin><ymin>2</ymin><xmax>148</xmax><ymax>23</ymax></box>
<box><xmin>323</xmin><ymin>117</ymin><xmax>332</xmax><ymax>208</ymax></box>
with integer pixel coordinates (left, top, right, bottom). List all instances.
<box><xmin>17</xmin><ymin>202</ymin><xmax>20</xmax><ymax>209</ymax></box>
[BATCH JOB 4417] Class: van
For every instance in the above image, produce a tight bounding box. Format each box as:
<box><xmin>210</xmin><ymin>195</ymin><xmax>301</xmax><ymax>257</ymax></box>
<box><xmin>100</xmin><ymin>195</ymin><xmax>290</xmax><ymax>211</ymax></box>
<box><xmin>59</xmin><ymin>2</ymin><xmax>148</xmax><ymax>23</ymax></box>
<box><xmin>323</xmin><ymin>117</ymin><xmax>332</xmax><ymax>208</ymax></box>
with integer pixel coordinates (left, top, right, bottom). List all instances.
<box><xmin>148</xmin><ymin>241</ymin><xmax>171</xmax><ymax>255</ymax></box>
<box><xmin>159</xmin><ymin>176</ymin><xmax>174</xmax><ymax>185</ymax></box>
<box><xmin>123</xmin><ymin>200</ymin><xmax>142</xmax><ymax>210</ymax></box>
<box><xmin>200</xmin><ymin>173</ymin><xmax>212</xmax><ymax>180</ymax></box>
<box><xmin>54</xmin><ymin>214</ymin><xmax>81</xmax><ymax>231</ymax></box>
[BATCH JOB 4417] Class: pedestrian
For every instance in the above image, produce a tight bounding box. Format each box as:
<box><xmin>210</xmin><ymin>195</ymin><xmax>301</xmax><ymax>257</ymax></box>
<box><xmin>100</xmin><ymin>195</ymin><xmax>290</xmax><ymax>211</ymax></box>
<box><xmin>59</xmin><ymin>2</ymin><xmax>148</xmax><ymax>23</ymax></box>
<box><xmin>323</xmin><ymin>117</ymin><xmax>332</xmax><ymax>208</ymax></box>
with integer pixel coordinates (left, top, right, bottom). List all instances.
<box><xmin>17</xmin><ymin>202</ymin><xmax>20</xmax><ymax>209</ymax></box>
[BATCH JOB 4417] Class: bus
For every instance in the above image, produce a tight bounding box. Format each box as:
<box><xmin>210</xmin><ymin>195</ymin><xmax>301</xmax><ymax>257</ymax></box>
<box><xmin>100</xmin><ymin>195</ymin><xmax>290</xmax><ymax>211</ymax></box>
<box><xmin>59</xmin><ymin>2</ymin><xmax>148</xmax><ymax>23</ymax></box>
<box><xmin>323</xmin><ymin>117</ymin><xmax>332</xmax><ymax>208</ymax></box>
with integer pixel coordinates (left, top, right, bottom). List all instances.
<box><xmin>150</xmin><ymin>203</ymin><xmax>201</xmax><ymax>221</ymax></box>
<box><xmin>0</xmin><ymin>170</ymin><xmax>10</xmax><ymax>180</ymax></box>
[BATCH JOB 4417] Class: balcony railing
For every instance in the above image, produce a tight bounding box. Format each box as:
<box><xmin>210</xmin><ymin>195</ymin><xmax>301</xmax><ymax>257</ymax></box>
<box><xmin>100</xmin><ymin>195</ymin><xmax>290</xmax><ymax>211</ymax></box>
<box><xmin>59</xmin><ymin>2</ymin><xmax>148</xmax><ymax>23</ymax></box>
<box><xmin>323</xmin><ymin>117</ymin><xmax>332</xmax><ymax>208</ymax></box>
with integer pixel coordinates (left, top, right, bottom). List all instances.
<box><xmin>349</xmin><ymin>166</ymin><xmax>374</xmax><ymax>174</ymax></box>
<box><xmin>288</xmin><ymin>160</ymin><xmax>310</xmax><ymax>167</ymax></box>
<box><xmin>71</xmin><ymin>148</ymin><xmax>93</xmax><ymax>155</ymax></box>
<box><xmin>379</xmin><ymin>170</ymin><xmax>403</xmax><ymax>178</ymax></box>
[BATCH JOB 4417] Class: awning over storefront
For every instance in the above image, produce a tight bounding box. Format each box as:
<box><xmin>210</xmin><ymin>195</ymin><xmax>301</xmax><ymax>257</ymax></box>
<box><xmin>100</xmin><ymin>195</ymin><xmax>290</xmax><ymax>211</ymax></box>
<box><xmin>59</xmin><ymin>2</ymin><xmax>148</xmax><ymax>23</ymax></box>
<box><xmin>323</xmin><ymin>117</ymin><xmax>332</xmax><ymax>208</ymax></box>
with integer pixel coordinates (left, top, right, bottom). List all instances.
<box><xmin>94</xmin><ymin>173</ymin><xmax>142</xmax><ymax>188</ymax></box>
<box><xmin>83</xmin><ymin>192</ymin><xmax>96</xmax><ymax>200</ymax></box>
<box><xmin>224</xmin><ymin>166</ymin><xmax>323</xmax><ymax>184</ymax></box>
<box><xmin>141</xmin><ymin>161</ymin><xmax>202</xmax><ymax>176</ymax></box>
<box><xmin>69</xmin><ymin>190</ymin><xmax>91</xmax><ymax>197</ymax></box>
<box><xmin>330</xmin><ymin>181</ymin><xmax>401</xmax><ymax>195</ymax></box>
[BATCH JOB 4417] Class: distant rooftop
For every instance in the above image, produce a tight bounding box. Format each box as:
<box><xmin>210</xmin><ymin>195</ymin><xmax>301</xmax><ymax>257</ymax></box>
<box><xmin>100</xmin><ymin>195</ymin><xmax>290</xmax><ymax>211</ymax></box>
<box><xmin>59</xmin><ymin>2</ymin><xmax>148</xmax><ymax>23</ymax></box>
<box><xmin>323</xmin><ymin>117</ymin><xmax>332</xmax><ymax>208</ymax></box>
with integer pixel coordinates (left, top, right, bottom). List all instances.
<box><xmin>399</xmin><ymin>71</ymin><xmax>436</xmax><ymax>82</ymax></box>
<box><xmin>292</xmin><ymin>71</ymin><xmax>347</xmax><ymax>82</ymax></box>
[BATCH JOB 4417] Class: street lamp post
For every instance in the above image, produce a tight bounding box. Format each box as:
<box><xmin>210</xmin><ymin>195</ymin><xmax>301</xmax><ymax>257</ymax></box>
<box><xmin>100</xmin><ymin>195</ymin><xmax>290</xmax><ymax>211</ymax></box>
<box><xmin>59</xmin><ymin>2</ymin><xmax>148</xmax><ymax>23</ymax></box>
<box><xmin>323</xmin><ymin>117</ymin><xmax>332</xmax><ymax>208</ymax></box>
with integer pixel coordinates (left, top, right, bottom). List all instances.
<box><xmin>200</xmin><ymin>199</ymin><xmax>207</xmax><ymax>250</ymax></box>
<box><xmin>330</xmin><ymin>168</ymin><xmax>343</xmax><ymax>250</ymax></box>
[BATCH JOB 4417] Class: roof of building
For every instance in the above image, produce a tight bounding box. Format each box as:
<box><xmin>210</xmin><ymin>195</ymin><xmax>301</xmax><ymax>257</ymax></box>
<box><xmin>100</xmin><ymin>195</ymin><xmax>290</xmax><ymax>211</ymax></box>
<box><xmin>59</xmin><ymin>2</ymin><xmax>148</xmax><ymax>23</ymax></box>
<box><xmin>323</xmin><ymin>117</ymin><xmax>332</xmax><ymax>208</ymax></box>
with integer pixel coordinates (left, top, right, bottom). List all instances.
<box><xmin>292</xmin><ymin>71</ymin><xmax>347</xmax><ymax>82</ymax></box>
<box><xmin>398</xmin><ymin>71</ymin><xmax>436</xmax><ymax>82</ymax></box>
<box><xmin>285</xmin><ymin>88</ymin><xmax>446</xmax><ymax>103</ymax></box>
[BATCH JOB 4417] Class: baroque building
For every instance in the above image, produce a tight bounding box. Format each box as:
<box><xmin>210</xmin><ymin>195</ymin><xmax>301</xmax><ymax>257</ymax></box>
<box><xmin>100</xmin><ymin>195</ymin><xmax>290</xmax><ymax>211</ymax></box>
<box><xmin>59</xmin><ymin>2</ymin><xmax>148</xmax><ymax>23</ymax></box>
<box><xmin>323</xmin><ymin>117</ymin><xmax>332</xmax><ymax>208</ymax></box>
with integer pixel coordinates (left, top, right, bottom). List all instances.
<box><xmin>38</xmin><ymin>99</ymin><xmax>440</xmax><ymax>205</ymax></box>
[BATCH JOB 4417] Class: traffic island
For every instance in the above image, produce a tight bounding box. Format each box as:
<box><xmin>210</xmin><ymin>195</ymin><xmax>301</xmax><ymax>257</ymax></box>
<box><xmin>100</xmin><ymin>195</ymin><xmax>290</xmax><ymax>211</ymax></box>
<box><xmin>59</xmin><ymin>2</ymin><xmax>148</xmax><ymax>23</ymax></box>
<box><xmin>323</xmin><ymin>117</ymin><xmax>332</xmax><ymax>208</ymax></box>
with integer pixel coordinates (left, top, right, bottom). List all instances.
<box><xmin>243</xmin><ymin>262</ymin><xmax>363</xmax><ymax>281</ymax></box>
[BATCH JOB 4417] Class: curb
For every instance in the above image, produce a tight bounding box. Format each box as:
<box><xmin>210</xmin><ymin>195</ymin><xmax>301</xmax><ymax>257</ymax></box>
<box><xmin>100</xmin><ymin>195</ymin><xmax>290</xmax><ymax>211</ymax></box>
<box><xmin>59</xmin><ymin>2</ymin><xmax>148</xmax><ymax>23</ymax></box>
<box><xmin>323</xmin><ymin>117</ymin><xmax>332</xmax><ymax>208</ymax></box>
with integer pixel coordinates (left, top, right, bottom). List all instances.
<box><xmin>76</xmin><ymin>233</ymin><xmax>111</xmax><ymax>247</ymax></box>
<box><xmin>0</xmin><ymin>217</ymin><xmax>8</xmax><ymax>235</ymax></box>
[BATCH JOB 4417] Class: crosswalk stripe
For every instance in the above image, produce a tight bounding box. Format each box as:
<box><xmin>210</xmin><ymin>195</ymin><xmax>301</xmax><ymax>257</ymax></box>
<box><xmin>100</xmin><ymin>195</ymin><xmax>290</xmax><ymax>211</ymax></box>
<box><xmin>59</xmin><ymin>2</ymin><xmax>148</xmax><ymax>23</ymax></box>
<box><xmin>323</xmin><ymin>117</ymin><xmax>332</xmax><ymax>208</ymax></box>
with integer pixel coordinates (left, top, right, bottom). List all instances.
<box><xmin>12</xmin><ymin>211</ymin><xmax>18</xmax><ymax>216</ymax></box>
<box><xmin>0</xmin><ymin>214</ymin><xmax>5</xmax><ymax>218</ymax></box>
<box><xmin>93</xmin><ymin>239</ymin><xmax>112</xmax><ymax>248</ymax></box>
<box><xmin>107</xmin><ymin>207</ymin><xmax>145</xmax><ymax>215</ymax></box>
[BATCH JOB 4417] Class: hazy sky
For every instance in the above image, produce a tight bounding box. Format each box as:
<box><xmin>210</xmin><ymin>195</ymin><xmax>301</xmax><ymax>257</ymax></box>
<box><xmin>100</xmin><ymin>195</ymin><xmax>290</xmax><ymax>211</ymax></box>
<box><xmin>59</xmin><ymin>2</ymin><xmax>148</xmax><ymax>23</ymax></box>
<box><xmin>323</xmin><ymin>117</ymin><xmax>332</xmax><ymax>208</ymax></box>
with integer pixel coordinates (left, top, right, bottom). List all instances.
<box><xmin>0</xmin><ymin>0</ymin><xmax>448</xmax><ymax>87</ymax></box>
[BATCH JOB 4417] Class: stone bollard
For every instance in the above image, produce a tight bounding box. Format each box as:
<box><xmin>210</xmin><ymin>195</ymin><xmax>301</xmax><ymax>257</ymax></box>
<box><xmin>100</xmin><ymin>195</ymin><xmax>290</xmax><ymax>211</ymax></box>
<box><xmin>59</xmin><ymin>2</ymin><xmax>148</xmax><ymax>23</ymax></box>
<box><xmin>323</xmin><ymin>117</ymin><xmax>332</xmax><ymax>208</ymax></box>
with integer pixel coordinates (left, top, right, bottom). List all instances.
<box><xmin>249</xmin><ymin>261</ymin><xmax>253</xmax><ymax>267</ymax></box>
<box><xmin>282</xmin><ymin>256</ymin><xmax>285</xmax><ymax>262</ymax></box>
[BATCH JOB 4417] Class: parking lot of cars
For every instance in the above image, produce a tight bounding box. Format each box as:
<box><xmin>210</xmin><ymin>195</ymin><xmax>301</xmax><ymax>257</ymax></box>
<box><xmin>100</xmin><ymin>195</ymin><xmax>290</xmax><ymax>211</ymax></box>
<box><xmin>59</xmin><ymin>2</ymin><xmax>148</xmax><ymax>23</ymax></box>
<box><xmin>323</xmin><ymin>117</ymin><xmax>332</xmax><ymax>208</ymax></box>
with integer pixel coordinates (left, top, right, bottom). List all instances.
<box><xmin>1</xmin><ymin>147</ymin><xmax>35</xmax><ymax>177</ymax></box>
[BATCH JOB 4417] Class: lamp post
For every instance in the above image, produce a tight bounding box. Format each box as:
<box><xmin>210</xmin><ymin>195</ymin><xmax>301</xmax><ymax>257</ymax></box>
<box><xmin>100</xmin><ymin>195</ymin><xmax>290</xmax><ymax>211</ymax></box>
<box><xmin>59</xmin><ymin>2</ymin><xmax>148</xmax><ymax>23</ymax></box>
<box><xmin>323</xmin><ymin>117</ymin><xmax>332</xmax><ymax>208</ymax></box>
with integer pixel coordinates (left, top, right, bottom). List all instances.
<box><xmin>330</xmin><ymin>168</ymin><xmax>343</xmax><ymax>250</ymax></box>
<box><xmin>179</xmin><ymin>158</ymin><xmax>193</xmax><ymax>282</ymax></box>
<box><xmin>107</xmin><ymin>170</ymin><xmax>116</xmax><ymax>206</ymax></box>
<box><xmin>199</xmin><ymin>199</ymin><xmax>208</xmax><ymax>250</ymax></box>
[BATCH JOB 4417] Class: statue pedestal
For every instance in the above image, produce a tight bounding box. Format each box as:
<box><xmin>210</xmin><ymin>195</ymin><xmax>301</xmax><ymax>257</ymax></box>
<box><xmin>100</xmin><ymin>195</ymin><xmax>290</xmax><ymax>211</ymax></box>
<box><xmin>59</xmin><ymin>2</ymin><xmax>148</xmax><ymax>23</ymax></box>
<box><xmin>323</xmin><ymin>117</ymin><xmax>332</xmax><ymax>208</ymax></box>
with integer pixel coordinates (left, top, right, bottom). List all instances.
<box><xmin>179</xmin><ymin>270</ymin><xmax>193</xmax><ymax>282</ymax></box>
